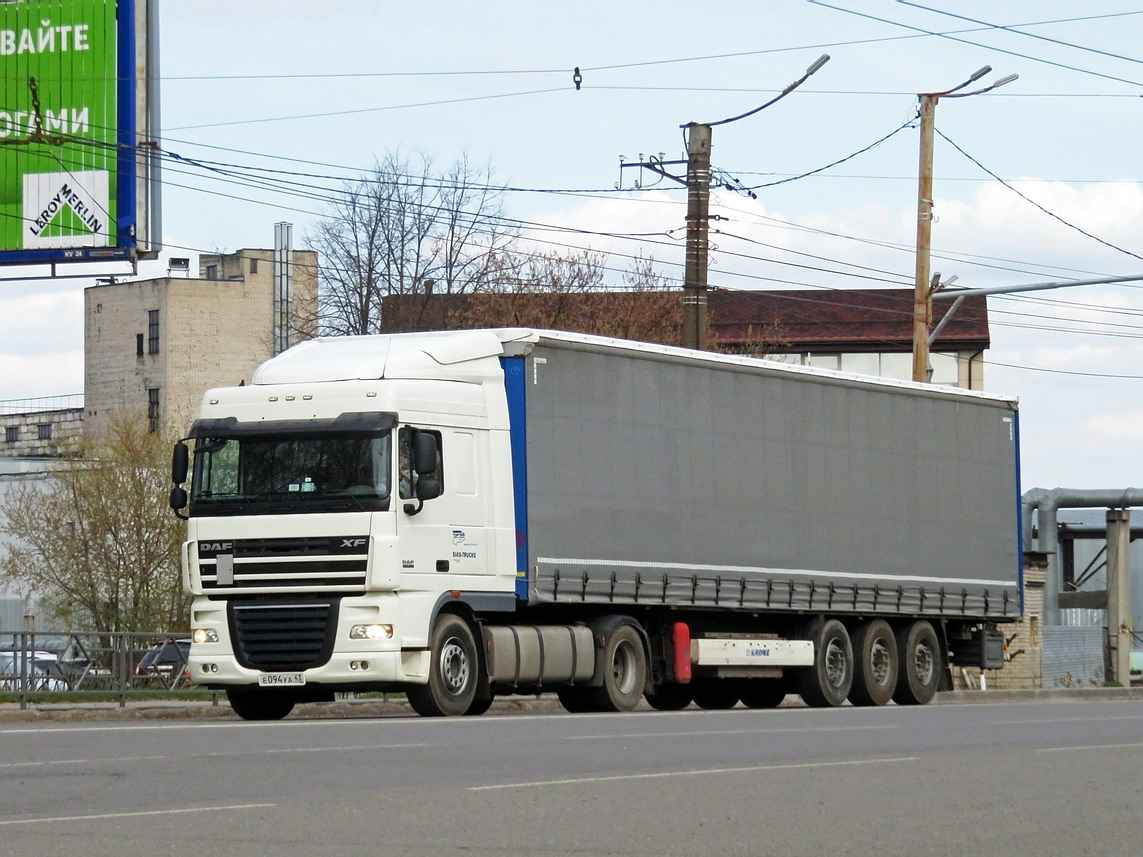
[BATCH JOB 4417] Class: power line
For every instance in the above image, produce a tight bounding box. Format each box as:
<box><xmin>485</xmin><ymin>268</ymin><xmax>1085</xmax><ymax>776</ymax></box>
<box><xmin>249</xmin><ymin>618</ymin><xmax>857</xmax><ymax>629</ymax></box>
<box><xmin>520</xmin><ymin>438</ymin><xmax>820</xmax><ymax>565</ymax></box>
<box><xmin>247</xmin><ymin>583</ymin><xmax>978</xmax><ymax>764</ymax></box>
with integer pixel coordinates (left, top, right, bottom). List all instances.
<box><xmin>806</xmin><ymin>0</ymin><xmax>1143</xmax><ymax>89</ymax></box>
<box><xmin>936</xmin><ymin>128</ymin><xmax>1143</xmax><ymax>264</ymax></box>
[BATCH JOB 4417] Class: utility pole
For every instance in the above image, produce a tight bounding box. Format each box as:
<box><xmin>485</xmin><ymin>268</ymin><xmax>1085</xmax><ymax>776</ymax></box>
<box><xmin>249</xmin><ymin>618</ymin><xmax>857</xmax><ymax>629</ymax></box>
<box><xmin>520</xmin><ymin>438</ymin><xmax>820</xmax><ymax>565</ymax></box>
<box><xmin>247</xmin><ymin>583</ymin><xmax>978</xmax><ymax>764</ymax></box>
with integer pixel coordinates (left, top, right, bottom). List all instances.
<box><xmin>683</xmin><ymin>123</ymin><xmax>712</xmax><ymax>350</ymax></box>
<box><xmin>622</xmin><ymin>54</ymin><xmax>829</xmax><ymax>352</ymax></box>
<box><xmin>912</xmin><ymin>67</ymin><xmax>1017</xmax><ymax>382</ymax></box>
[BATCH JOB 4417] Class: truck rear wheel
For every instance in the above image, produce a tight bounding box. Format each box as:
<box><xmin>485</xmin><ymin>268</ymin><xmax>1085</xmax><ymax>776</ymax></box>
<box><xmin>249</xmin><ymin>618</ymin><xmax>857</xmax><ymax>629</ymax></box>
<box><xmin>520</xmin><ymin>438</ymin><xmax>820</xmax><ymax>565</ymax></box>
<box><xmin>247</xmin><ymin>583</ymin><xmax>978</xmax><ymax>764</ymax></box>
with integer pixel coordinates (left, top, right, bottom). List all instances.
<box><xmin>645</xmin><ymin>683</ymin><xmax>693</xmax><ymax>711</ymax></box>
<box><xmin>587</xmin><ymin>624</ymin><xmax>647</xmax><ymax>712</ymax></box>
<box><xmin>798</xmin><ymin>619</ymin><xmax>853</xmax><ymax>708</ymax></box>
<box><xmin>407</xmin><ymin>614</ymin><xmax>479</xmax><ymax>716</ymax></box>
<box><xmin>226</xmin><ymin>687</ymin><xmax>295</xmax><ymax>721</ymax></box>
<box><xmin>691</xmin><ymin>679</ymin><xmax>740</xmax><ymax>709</ymax></box>
<box><xmin>893</xmin><ymin>620</ymin><xmax>941</xmax><ymax>705</ymax></box>
<box><xmin>849</xmin><ymin>619</ymin><xmax>898</xmax><ymax>707</ymax></box>
<box><xmin>737</xmin><ymin>679</ymin><xmax>787</xmax><ymax>709</ymax></box>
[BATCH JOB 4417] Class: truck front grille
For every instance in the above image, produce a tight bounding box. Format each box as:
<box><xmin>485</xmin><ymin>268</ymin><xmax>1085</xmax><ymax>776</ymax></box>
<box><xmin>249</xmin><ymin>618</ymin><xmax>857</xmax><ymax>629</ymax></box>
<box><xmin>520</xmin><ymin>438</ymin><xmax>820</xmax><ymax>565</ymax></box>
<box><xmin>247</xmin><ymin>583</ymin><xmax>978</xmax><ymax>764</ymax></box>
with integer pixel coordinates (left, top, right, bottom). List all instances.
<box><xmin>198</xmin><ymin>536</ymin><xmax>369</xmax><ymax>594</ymax></box>
<box><xmin>229</xmin><ymin>600</ymin><xmax>337</xmax><ymax>671</ymax></box>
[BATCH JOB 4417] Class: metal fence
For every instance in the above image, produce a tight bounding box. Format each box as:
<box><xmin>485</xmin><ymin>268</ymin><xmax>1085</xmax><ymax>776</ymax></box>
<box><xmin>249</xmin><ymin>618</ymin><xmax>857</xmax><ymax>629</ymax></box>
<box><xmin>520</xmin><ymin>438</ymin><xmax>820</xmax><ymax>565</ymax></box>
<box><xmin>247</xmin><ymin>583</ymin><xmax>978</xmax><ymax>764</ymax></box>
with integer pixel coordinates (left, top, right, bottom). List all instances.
<box><xmin>0</xmin><ymin>630</ymin><xmax>206</xmax><ymax>710</ymax></box>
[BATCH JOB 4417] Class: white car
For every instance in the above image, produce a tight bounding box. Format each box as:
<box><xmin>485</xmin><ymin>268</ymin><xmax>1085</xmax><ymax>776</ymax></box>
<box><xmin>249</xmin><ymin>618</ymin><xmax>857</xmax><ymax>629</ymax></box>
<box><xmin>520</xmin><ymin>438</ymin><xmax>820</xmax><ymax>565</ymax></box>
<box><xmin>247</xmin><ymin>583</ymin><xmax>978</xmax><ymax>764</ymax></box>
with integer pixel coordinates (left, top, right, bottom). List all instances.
<box><xmin>0</xmin><ymin>650</ymin><xmax>69</xmax><ymax>692</ymax></box>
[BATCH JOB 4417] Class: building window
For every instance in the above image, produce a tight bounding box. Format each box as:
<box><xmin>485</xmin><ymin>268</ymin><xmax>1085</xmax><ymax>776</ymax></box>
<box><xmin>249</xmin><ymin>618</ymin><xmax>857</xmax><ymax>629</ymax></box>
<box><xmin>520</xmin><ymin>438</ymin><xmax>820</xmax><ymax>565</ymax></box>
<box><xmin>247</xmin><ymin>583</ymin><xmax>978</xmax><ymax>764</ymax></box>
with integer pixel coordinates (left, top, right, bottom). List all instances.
<box><xmin>37</xmin><ymin>423</ymin><xmax>52</xmax><ymax>440</ymax></box>
<box><xmin>136</xmin><ymin>333</ymin><xmax>144</xmax><ymax>357</ymax></box>
<box><xmin>249</xmin><ymin>258</ymin><xmax>258</xmax><ymax>274</ymax></box>
<box><xmin>4</xmin><ymin>426</ymin><xmax>17</xmax><ymax>443</ymax></box>
<box><xmin>205</xmin><ymin>264</ymin><xmax>218</xmax><ymax>280</ymax></box>
<box><xmin>147</xmin><ymin>388</ymin><xmax>161</xmax><ymax>433</ymax></box>
<box><xmin>148</xmin><ymin>309</ymin><xmax>160</xmax><ymax>355</ymax></box>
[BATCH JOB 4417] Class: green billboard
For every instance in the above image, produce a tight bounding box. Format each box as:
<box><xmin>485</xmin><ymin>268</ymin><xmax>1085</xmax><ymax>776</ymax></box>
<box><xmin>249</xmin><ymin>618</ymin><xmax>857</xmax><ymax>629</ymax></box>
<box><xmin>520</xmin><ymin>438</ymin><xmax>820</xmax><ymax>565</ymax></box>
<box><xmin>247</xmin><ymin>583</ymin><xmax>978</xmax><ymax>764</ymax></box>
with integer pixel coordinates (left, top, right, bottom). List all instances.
<box><xmin>1</xmin><ymin>0</ymin><xmax>153</xmax><ymax>265</ymax></box>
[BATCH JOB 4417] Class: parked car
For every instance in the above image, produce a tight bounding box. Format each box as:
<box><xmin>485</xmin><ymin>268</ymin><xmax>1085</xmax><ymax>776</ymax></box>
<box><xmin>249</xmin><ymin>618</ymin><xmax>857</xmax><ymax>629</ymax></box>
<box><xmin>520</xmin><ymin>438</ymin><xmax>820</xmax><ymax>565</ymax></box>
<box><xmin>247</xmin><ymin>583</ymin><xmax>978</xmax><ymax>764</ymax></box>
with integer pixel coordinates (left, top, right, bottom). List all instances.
<box><xmin>0</xmin><ymin>650</ymin><xmax>69</xmax><ymax>691</ymax></box>
<box><xmin>134</xmin><ymin>639</ymin><xmax>191</xmax><ymax>677</ymax></box>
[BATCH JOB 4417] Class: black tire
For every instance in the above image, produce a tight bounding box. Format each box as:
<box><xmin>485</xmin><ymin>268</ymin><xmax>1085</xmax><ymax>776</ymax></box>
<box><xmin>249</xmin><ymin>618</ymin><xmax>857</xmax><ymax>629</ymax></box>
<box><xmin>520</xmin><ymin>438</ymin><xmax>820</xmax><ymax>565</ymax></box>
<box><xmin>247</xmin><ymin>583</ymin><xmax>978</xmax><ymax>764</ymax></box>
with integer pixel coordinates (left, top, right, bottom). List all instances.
<box><xmin>226</xmin><ymin>687</ymin><xmax>295</xmax><ymax>721</ymax></box>
<box><xmin>798</xmin><ymin>618</ymin><xmax>853</xmax><ymax>708</ymax></box>
<box><xmin>690</xmin><ymin>679</ymin><xmax>740</xmax><ymax>710</ymax></box>
<box><xmin>737</xmin><ymin>679</ymin><xmax>788</xmax><ymax>709</ymax></box>
<box><xmin>645</xmin><ymin>683</ymin><xmax>693</xmax><ymax>711</ymax></box>
<box><xmin>465</xmin><ymin>694</ymin><xmax>494</xmax><ymax>716</ymax></box>
<box><xmin>586</xmin><ymin>624</ymin><xmax>647</xmax><ymax>712</ymax></box>
<box><xmin>556</xmin><ymin>686</ymin><xmax>596</xmax><ymax>713</ymax></box>
<box><xmin>406</xmin><ymin>614</ymin><xmax>479</xmax><ymax>717</ymax></box>
<box><xmin>849</xmin><ymin>619</ymin><xmax>899</xmax><ymax>707</ymax></box>
<box><xmin>893</xmin><ymin>620</ymin><xmax>941</xmax><ymax>706</ymax></box>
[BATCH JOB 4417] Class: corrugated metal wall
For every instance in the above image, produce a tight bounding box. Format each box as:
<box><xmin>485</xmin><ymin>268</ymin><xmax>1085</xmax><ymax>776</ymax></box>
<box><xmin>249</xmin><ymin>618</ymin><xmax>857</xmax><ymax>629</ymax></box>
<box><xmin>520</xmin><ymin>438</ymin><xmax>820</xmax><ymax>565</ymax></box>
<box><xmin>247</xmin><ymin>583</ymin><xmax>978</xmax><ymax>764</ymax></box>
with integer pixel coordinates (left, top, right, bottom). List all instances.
<box><xmin>1042</xmin><ymin>626</ymin><xmax>1105</xmax><ymax>687</ymax></box>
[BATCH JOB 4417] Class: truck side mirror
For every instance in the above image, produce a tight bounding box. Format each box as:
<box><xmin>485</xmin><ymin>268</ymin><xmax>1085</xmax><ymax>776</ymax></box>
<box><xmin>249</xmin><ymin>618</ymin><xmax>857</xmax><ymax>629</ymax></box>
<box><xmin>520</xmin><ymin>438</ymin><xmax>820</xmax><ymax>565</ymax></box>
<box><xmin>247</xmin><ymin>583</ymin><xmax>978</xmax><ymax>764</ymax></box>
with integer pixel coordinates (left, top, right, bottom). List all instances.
<box><xmin>171</xmin><ymin>442</ymin><xmax>189</xmax><ymax>485</ymax></box>
<box><xmin>415</xmin><ymin>477</ymin><xmax>442</xmax><ymax>502</ymax></box>
<box><xmin>169</xmin><ymin>486</ymin><xmax>188</xmax><ymax>512</ymax></box>
<box><xmin>412</xmin><ymin>431</ymin><xmax>438</xmax><ymax>476</ymax></box>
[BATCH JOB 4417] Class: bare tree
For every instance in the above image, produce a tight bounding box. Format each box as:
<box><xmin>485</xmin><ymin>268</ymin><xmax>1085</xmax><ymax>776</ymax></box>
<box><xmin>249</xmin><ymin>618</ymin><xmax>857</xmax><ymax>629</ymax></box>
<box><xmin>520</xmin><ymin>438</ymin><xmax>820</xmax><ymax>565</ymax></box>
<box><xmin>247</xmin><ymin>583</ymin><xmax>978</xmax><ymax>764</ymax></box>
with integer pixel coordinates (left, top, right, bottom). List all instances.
<box><xmin>309</xmin><ymin>151</ymin><xmax>516</xmax><ymax>335</ymax></box>
<box><xmin>444</xmin><ymin>250</ymin><xmax>683</xmax><ymax>345</ymax></box>
<box><xmin>0</xmin><ymin>418</ymin><xmax>186</xmax><ymax>633</ymax></box>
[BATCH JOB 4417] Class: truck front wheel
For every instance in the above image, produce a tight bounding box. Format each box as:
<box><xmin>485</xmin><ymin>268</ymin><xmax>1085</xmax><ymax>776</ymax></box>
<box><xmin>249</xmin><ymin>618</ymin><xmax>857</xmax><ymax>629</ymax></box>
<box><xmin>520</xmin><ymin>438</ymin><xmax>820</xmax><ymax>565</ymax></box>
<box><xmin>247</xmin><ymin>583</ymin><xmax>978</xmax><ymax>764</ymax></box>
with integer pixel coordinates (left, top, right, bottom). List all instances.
<box><xmin>226</xmin><ymin>687</ymin><xmax>295</xmax><ymax>721</ymax></box>
<box><xmin>407</xmin><ymin>614</ymin><xmax>480</xmax><ymax>716</ymax></box>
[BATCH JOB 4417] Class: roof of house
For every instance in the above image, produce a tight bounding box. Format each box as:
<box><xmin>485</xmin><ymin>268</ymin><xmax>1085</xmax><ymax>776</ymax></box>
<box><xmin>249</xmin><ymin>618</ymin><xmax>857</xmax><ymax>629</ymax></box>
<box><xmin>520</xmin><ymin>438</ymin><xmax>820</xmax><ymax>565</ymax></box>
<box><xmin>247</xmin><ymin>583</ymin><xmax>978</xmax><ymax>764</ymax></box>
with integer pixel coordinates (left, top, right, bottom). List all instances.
<box><xmin>708</xmin><ymin>288</ymin><xmax>990</xmax><ymax>353</ymax></box>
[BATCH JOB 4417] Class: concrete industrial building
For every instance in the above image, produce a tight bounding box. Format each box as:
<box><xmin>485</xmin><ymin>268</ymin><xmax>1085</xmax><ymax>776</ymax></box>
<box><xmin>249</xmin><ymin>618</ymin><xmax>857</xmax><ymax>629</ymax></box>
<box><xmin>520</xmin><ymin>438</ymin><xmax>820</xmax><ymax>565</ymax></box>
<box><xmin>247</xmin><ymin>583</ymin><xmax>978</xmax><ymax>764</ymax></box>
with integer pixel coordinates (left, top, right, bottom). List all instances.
<box><xmin>83</xmin><ymin>247</ymin><xmax>318</xmax><ymax>438</ymax></box>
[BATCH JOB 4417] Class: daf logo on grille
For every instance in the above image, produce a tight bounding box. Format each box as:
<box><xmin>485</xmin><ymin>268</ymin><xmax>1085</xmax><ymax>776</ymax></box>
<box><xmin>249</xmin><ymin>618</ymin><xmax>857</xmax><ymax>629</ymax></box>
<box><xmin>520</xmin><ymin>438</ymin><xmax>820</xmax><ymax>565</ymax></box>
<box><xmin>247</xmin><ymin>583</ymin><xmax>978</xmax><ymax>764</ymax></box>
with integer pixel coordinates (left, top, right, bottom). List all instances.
<box><xmin>340</xmin><ymin>538</ymin><xmax>367</xmax><ymax>548</ymax></box>
<box><xmin>201</xmin><ymin>542</ymin><xmax>233</xmax><ymax>553</ymax></box>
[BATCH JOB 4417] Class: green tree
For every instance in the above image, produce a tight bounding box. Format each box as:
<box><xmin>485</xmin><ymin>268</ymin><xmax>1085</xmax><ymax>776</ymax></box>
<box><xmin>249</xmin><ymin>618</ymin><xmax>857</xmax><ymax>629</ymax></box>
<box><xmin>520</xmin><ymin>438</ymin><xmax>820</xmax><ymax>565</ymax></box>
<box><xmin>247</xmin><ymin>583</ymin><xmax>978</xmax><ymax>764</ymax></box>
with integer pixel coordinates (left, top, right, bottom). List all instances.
<box><xmin>0</xmin><ymin>418</ymin><xmax>186</xmax><ymax>633</ymax></box>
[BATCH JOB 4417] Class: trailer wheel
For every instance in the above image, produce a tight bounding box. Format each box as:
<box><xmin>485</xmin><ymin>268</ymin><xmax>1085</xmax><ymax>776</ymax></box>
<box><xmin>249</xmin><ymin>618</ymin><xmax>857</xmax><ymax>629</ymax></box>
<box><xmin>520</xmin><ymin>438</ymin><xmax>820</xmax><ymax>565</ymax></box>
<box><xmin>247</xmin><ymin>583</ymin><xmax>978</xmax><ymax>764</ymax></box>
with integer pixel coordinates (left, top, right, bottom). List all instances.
<box><xmin>691</xmin><ymin>679</ymin><xmax>740</xmax><ymax>710</ymax></box>
<box><xmin>226</xmin><ymin>688</ymin><xmax>295</xmax><ymax>721</ymax></box>
<box><xmin>588</xmin><ymin>624</ymin><xmax>647</xmax><ymax>712</ymax></box>
<box><xmin>737</xmin><ymin>679</ymin><xmax>787</xmax><ymax>709</ymax></box>
<box><xmin>893</xmin><ymin>620</ymin><xmax>941</xmax><ymax>706</ymax></box>
<box><xmin>849</xmin><ymin>619</ymin><xmax>898</xmax><ymax>707</ymax></box>
<box><xmin>645</xmin><ymin>683</ymin><xmax>693</xmax><ymax>711</ymax></box>
<box><xmin>798</xmin><ymin>619</ymin><xmax>853</xmax><ymax>708</ymax></box>
<box><xmin>407</xmin><ymin>614</ymin><xmax>479</xmax><ymax>716</ymax></box>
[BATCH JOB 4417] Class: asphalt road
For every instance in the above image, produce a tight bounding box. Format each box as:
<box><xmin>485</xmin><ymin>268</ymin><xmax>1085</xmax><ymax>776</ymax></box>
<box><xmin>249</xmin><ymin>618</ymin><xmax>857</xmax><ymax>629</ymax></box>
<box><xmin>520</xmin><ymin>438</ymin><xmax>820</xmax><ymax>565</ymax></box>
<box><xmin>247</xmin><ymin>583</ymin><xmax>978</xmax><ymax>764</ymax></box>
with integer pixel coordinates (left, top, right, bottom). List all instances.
<box><xmin>1</xmin><ymin>699</ymin><xmax>1141</xmax><ymax>857</ymax></box>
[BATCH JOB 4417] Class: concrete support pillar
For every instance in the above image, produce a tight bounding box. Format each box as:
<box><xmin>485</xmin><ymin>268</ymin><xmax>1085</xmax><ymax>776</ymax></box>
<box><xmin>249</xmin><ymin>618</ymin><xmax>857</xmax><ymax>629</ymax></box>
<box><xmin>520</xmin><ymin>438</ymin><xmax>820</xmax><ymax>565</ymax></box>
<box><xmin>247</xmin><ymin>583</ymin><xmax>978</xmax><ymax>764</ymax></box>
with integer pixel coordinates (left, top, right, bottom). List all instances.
<box><xmin>1105</xmin><ymin>508</ymin><xmax>1132</xmax><ymax>685</ymax></box>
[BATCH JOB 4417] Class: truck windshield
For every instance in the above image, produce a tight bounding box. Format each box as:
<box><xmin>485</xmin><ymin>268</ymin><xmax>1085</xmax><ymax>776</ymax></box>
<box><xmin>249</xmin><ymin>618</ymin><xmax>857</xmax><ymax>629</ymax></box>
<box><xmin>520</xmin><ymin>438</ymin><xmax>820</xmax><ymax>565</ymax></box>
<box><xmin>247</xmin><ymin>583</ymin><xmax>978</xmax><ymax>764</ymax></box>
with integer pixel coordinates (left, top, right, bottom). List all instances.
<box><xmin>190</xmin><ymin>432</ymin><xmax>392</xmax><ymax>516</ymax></box>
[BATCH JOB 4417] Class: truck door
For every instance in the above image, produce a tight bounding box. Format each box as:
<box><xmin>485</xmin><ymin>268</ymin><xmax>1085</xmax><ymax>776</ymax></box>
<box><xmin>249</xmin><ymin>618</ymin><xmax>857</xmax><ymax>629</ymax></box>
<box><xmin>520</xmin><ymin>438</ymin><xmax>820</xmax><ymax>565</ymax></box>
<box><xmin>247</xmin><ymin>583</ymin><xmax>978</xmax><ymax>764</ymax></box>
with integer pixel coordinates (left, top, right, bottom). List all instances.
<box><xmin>397</xmin><ymin>426</ymin><xmax>491</xmax><ymax>580</ymax></box>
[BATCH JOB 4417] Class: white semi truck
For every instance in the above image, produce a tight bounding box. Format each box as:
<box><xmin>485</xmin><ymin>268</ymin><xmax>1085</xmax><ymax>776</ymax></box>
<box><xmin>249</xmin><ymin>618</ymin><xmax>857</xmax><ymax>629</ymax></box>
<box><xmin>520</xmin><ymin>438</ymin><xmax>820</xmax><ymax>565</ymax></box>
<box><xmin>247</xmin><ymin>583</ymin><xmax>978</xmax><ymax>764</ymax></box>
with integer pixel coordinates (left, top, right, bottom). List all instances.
<box><xmin>169</xmin><ymin>328</ymin><xmax>1021</xmax><ymax>719</ymax></box>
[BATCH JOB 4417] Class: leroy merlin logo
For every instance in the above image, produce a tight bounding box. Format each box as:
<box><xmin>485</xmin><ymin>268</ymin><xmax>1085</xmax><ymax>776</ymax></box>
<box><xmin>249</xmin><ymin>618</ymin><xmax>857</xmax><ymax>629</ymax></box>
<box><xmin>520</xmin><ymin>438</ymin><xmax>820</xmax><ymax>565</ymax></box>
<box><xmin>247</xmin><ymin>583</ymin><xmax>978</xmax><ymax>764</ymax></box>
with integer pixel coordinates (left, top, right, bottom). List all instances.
<box><xmin>22</xmin><ymin>171</ymin><xmax>110</xmax><ymax>248</ymax></box>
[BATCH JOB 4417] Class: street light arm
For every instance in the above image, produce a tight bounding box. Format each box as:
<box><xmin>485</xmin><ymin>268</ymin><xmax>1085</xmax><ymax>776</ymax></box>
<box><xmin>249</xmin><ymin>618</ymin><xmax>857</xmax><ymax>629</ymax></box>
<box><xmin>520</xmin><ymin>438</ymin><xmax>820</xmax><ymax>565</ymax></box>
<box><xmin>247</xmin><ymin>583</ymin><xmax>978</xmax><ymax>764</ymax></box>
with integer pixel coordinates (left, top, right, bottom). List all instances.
<box><xmin>694</xmin><ymin>53</ymin><xmax>830</xmax><ymax>128</ymax></box>
<box><xmin>942</xmin><ymin>72</ymin><xmax>1019</xmax><ymax>99</ymax></box>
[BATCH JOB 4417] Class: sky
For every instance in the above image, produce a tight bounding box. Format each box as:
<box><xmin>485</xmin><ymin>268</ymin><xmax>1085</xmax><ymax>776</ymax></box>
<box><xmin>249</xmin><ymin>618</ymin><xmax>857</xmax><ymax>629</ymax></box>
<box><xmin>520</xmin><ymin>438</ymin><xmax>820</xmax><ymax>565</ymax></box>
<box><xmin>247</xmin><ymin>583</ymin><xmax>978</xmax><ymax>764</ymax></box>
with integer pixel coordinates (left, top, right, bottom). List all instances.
<box><xmin>1</xmin><ymin>0</ymin><xmax>1142</xmax><ymax>492</ymax></box>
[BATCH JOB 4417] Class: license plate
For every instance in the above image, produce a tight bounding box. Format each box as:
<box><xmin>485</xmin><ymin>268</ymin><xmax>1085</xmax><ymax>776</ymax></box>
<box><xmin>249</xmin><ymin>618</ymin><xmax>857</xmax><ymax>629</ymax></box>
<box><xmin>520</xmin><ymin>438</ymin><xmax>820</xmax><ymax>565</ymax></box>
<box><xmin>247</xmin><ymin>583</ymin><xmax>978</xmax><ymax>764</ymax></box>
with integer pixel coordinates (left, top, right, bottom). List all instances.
<box><xmin>258</xmin><ymin>672</ymin><xmax>306</xmax><ymax>687</ymax></box>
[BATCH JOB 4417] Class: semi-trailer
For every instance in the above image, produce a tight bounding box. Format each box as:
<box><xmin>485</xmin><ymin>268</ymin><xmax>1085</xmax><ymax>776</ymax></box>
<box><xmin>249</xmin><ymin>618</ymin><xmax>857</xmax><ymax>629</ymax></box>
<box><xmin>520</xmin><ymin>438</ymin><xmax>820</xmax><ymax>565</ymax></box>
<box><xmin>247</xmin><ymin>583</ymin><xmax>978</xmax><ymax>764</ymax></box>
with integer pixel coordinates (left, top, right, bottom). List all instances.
<box><xmin>169</xmin><ymin>328</ymin><xmax>1020</xmax><ymax>719</ymax></box>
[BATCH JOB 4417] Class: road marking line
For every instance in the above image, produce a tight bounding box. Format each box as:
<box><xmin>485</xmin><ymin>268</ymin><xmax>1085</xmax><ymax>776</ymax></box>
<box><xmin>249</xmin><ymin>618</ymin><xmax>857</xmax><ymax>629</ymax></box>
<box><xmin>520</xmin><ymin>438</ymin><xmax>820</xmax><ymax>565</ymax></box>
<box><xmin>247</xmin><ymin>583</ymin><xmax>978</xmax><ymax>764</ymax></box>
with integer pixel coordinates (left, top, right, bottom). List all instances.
<box><xmin>469</xmin><ymin>756</ymin><xmax>919</xmax><ymax>791</ymax></box>
<box><xmin>564</xmin><ymin>725</ymin><xmax>899</xmax><ymax>740</ymax></box>
<box><xmin>0</xmin><ymin>743</ymin><xmax>429</xmax><ymax>769</ymax></box>
<box><xmin>1037</xmin><ymin>742</ymin><xmax>1143</xmax><ymax>753</ymax></box>
<box><xmin>0</xmin><ymin>803</ymin><xmax>276</xmax><ymax>827</ymax></box>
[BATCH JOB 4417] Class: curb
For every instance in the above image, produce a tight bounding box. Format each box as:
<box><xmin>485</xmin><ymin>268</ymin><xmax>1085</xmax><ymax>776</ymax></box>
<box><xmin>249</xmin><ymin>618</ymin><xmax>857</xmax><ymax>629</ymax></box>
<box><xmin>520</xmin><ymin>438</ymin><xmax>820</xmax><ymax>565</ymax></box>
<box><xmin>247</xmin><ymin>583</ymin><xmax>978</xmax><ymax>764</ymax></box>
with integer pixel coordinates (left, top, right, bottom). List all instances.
<box><xmin>2</xmin><ymin>686</ymin><xmax>1140</xmax><ymax>723</ymax></box>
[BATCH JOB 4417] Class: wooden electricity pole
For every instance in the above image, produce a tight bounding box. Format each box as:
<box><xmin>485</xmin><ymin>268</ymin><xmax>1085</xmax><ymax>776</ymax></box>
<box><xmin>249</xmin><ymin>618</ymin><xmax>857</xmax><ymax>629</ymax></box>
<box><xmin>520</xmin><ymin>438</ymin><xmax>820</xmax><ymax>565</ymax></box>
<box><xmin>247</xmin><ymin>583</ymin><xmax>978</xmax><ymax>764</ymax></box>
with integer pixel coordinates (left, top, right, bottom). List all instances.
<box><xmin>911</xmin><ymin>67</ymin><xmax>1017</xmax><ymax>382</ymax></box>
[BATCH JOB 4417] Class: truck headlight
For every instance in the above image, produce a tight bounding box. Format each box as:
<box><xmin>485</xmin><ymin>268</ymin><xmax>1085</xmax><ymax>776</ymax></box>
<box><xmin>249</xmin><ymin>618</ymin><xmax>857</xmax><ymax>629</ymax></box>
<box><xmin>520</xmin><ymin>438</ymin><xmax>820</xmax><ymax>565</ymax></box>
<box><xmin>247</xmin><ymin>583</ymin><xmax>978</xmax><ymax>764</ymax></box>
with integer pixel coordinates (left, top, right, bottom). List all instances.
<box><xmin>350</xmin><ymin>624</ymin><xmax>393</xmax><ymax>640</ymax></box>
<box><xmin>192</xmin><ymin>628</ymin><xmax>219</xmax><ymax>644</ymax></box>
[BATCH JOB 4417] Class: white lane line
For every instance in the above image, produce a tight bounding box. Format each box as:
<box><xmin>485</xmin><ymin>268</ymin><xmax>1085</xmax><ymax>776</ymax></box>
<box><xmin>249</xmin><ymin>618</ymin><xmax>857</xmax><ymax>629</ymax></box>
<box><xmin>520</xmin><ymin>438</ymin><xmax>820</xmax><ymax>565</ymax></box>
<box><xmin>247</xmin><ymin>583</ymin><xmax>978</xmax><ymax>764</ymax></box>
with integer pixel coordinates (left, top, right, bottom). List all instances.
<box><xmin>994</xmin><ymin>716</ymin><xmax>1143</xmax><ymax>726</ymax></box>
<box><xmin>564</xmin><ymin>725</ymin><xmax>899</xmax><ymax>740</ymax></box>
<box><xmin>0</xmin><ymin>743</ymin><xmax>429</xmax><ymax>769</ymax></box>
<box><xmin>1037</xmin><ymin>742</ymin><xmax>1143</xmax><ymax>753</ymax></box>
<box><xmin>0</xmin><ymin>803</ymin><xmax>276</xmax><ymax>827</ymax></box>
<box><xmin>469</xmin><ymin>756</ymin><xmax>919</xmax><ymax>791</ymax></box>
